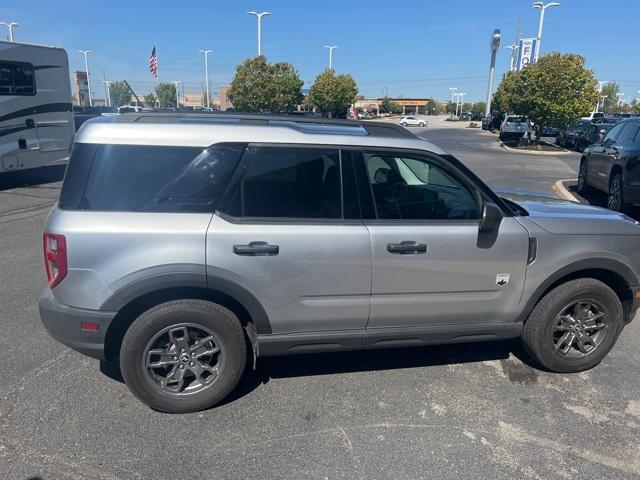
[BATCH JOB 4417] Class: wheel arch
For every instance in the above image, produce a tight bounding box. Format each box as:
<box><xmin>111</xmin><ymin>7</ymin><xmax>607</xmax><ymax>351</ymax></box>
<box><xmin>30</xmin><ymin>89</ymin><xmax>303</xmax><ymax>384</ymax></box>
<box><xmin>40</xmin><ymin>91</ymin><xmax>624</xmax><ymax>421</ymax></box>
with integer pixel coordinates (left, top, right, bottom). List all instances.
<box><xmin>519</xmin><ymin>258</ymin><xmax>638</xmax><ymax>326</ymax></box>
<box><xmin>102</xmin><ymin>276</ymin><xmax>271</xmax><ymax>361</ymax></box>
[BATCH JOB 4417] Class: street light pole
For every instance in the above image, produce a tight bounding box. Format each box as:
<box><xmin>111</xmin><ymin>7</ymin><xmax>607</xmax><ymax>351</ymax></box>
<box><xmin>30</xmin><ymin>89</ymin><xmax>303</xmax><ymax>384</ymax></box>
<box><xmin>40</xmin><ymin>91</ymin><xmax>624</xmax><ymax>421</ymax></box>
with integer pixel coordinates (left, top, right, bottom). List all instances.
<box><xmin>324</xmin><ymin>45</ymin><xmax>338</xmax><ymax>70</ymax></box>
<box><xmin>617</xmin><ymin>92</ymin><xmax>624</xmax><ymax>108</ymax></box>
<box><xmin>505</xmin><ymin>44</ymin><xmax>519</xmax><ymax>72</ymax></box>
<box><xmin>103</xmin><ymin>80</ymin><xmax>112</xmax><ymax>107</ymax></box>
<box><xmin>247</xmin><ymin>11</ymin><xmax>271</xmax><ymax>56</ymax></box>
<box><xmin>171</xmin><ymin>81</ymin><xmax>182</xmax><ymax>108</ymax></box>
<box><xmin>449</xmin><ymin>87</ymin><xmax>457</xmax><ymax>104</ymax></box>
<box><xmin>78</xmin><ymin>50</ymin><xmax>93</xmax><ymax>107</ymax></box>
<box><xmin>485</xmin><ymin>29</ymin><xmax>501</xmax><ymax>117</ymax></box>
<box><xmin>595</xmin><ymin>80</ymin><xmax>609</xmax><ymax>112</ymax></box>
<box><xmin>532</xmin><ymin>2</ymin><xmax>560</xmax><ymax>62</ymax></box>
<box><xmin>0</xmin><ymin>22</ymin><xmax>19</xmax><ymax>42</ymax></box>
<box><xmin>199</xmin><ymin>49</ymin><xmax>211</xmax><ymax>108</ymax></box>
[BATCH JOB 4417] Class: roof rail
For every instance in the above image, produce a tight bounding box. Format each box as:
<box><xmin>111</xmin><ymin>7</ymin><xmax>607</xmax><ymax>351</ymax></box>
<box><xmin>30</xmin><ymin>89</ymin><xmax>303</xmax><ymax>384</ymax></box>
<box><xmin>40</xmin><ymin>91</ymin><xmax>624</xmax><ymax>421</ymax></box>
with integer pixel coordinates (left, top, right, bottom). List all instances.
<box><xmin>113</xmin><ymin>112</ymin><xmax>417</xmax><ymax>138</ymax></box>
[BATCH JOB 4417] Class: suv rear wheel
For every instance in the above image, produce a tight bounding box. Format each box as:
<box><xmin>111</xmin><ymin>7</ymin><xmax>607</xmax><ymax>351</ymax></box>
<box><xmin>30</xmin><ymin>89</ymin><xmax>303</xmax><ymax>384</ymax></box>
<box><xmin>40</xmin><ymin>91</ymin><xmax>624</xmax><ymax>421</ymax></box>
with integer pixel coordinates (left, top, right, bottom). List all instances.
<box><xmin>120</xmin><ymin>299</ymin><xmax>246</xmax><ymax>413</ymax></box>
<box><xmin>576</xmin><ymin>159</ymin><xmax>590</xmax><ymax>194</ymax></box>
<box><xmin>522</xmin><ymin>278</ymin><xmax>623</xmax><ymax>373</ymax></box>
<box><xmin>607</xmin><ymin>172</ymin><xmax>627</xmax><ymax>212</ymax></box>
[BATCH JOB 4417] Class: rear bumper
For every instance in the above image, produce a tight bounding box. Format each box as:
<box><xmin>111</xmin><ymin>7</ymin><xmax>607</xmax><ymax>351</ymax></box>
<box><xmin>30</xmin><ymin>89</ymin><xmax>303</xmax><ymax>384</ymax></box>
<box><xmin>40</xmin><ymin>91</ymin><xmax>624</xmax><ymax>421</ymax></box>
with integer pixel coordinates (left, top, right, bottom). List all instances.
<box><xmin>39</xmin><ymin>288</ymin><xmax>116</xmax><ymax>360</ymax></box>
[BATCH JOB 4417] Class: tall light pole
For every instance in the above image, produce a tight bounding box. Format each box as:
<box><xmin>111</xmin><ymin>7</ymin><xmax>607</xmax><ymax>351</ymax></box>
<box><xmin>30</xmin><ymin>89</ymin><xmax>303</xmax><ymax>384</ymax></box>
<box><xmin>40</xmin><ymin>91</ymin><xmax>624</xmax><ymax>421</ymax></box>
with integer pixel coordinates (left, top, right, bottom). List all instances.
<box><xmin>449</xmin><ymin>87</ymin><xmax>457</xmax><ymax>104</ymax></box>
<box><xmin>617</xmin><ymin>92</ymin><xmax>625</xmax><ymax>108</ymax></box>
<box><xmin>505</xmin><ymin>44</ymin><xmax>519</xmax><ymax>72</ymax></box>
<box><xmin>171</xmin><ymin>81</ymin><xmax>182</xmax><ymax>108</ymax></box>
<box><xmin>455</xmin><ymin>92</ymin><xmax>466</xmax><ymax>117</ymax></box>
<box><xmin>199</xmin><ymin>49</ymin><xmax>211</xmax><ymax>108</ymax></box>
<box><xmin>532</xmin><ymin>2</ymin><xmax>560</xmax><ymax>62</ymax></box>
<box><xmin>485</xmin><ymin>29</ymin><xmax>501</xmax><ymax>117</ymax></box>
<box><xmin>78</xmin><ymin>50</ymin><xmax>93</xmax><ymax>107</ymax></box>
<box><xmin>595</xmin><ymin>80</ymin><xmax>609</xmax><ymax>112</ymax></box>
<box><xmin>103</xmin><ymin>80</ymin><xmax>112</xmax><ymax>107</ymax></box>
<box><xmin>324</xmin><ymin>45</ymin><xmax>338</xmax><ymax>70</ymax></box>
<box><xmin>0</xmin><ymin>22</ymin><xmax>19</xmax><ymax>42</ymax></box>
<box><xmin>247</xmin><ymin>11</ymin><xmax>271</xmax><ymax>56</ymax></box>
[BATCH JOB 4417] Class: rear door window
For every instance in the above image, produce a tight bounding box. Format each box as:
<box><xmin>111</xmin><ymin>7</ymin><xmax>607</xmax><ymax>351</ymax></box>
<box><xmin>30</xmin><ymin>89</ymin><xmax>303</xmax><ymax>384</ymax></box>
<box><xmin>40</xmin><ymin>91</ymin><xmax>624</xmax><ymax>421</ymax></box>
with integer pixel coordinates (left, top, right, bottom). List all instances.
<box><xmin>59</xmin><ymin>143</ymin><xmax>245</xmax><ymax>212</ymax></box>
<box><xmin>233</xmin><ymin>146</ymin><xmax>342</xmax><ymax>219</ymax></box>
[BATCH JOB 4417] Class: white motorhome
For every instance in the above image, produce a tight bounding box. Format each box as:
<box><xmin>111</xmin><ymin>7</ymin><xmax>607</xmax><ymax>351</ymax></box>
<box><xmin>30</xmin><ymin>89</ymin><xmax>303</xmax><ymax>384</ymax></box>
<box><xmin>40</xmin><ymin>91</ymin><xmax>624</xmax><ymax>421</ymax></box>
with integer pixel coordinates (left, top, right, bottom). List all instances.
<box><xmin>0</xmin><ymin>41</ymin><xmax>74</xmax><ymax>173</ymax></box>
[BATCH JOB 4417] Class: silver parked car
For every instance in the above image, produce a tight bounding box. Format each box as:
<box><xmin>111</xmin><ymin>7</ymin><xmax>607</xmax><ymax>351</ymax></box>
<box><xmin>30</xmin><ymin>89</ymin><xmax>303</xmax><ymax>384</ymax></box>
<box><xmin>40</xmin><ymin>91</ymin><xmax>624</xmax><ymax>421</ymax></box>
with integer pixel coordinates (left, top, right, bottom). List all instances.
<box><xmin>40</xmin><ymin>113</ymin><xmax>640</xmax><ymax>413</ymax></box>
<box><xmin>499</xmin><ymin>115</ymin><xmax>531</xmax><ymax>142</ymax></box>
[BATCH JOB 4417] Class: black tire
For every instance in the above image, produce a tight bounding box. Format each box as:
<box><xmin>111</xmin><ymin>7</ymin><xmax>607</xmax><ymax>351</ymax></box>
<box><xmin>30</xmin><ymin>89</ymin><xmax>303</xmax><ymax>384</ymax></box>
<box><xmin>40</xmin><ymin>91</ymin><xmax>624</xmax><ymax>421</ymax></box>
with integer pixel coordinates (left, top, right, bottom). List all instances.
<box><xmin>499</xmin><ymin>133</ymin><xmax>504</xmax><ymax>141</ymax></box>
<box><xmin>576</xmin><ymin>159</ymin><xmax>590</xmax><ymax>194</ymax></box>
<box><xmin>120</xmin><ymin>299</ymin><xmax>246</xmax><ymax>413</ymax></box>
<box><xmin>573</xmin><ymin>138</ymin><xmax>579</xmax><ymax>151</ymax></box>
<box><xmin>401</xmin><ymin>122</ymin><xmax>407</xmax><ymax>127</ymax></box>
<box><xmin>522</xmin><ymin>278</ymin><xmax>623</xmax><ymax>373</ymax></box>
<box><xmin>607</xmin><ymin>172</ymin><xmax>628</xmax><ymax>212</ymax></box>
<box><xmin>419</xmin><ymin>122</ymin><xmax>425</xmax><ymax>127</ymax></box>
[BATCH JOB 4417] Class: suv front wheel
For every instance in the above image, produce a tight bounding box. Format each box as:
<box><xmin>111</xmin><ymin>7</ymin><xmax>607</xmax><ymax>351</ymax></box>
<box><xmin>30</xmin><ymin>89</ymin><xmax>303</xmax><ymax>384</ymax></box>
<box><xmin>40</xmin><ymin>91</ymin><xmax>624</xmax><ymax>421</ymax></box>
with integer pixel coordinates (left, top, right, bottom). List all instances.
<box><xmin>522</xmin><ymin>278</ymin><xmax>623</xmax><ymax>373</ymax></box>
<box><xmin>120</xmin><ymin>299</ymin><xmax>246</xmax><ymax>413</ymax></box>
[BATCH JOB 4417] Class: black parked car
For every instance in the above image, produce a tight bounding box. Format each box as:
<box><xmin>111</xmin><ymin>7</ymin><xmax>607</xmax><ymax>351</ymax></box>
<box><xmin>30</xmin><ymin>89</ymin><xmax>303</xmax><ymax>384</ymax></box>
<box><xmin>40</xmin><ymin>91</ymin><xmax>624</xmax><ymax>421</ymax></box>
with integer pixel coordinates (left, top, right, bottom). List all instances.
<box><xmin>577</xmin><ymin>118</ymin><xmax>640</xmax><ymax>211</ymax></box>
<box><xmin>558</xmin><ymin>120</ymin><xmax>591</xmax><ymax>149</ymax></box>
<box><xmin>575</xmin><ymin>123</ymin><xmax>616</xmax><ymax>152</ymax></box>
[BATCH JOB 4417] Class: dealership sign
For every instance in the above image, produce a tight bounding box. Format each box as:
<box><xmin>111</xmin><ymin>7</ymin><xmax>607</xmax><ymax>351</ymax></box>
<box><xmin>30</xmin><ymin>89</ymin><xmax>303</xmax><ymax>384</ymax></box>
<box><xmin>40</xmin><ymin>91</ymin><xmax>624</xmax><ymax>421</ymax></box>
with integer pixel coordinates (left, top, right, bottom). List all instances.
<box><xmin>516</xmin><ymin>38</ymin><xmax>537</xmax><ymax>70</ymax></box>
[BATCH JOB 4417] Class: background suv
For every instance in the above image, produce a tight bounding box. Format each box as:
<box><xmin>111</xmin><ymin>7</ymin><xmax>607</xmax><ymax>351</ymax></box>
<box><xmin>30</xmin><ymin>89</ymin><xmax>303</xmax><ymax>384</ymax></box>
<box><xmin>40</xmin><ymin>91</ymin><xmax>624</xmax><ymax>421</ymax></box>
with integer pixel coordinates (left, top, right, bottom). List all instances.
<box><xmin>499</xmin><ymin>115</ymin><xmax>530</xmax><ymax>142</ymax></box>
<box><xmin>40</xmin><ymin>113</ymin><xmax>640</xmax><ymax>413</ymax></box>
<box><xmin>577</xmin><ymin>118</ymin><xmax>640</xmax><ymax>211</ymax></box>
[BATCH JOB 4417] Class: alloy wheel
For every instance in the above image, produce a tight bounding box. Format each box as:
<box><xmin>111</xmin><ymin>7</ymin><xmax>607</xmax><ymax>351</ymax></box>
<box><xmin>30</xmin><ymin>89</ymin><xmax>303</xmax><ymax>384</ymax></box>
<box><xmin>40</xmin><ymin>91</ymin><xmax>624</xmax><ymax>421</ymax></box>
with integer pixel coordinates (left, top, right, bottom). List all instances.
<box><xmin>607</xmin><ymin>176</ymin><xmax>622</xmax><ymax>211</ymax></box>
<box><xmin>552</xmin><ymin>300</ymin><xmax>607</xmax><ymax>358</ymax></box>
<box><xmin>577</xmin><ymin>162</ymin><xmax>586</xmax><ymax>191</ymax></box>
<box><xmin>143</xmin><ymin>323</ymin><xmax>225</xmax><ymax>395</ymax></box>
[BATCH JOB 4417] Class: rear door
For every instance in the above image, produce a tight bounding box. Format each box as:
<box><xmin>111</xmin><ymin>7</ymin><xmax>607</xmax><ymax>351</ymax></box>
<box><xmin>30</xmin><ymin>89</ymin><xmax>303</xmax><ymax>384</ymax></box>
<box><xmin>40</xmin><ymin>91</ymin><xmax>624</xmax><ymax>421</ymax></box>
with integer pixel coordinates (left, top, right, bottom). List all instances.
<box><xmin>207</xmin><ymin>145</ymin><xmax>371</xmax><ymax>336</ymax></box>
<box><xmin>355</xmin><ymin>148</ymin><xmax>529</xmax><ymax>332</ymax></box>
<box><xmin>589</xmin><ymin>122</ymin><xmax>626</xmax><ymax>190</ymax></box>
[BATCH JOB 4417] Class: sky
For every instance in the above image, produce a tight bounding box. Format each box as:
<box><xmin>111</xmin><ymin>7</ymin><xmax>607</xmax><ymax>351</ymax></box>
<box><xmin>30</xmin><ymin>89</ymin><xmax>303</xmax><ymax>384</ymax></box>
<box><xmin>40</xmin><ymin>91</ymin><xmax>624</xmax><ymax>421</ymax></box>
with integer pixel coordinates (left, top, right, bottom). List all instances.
<box><xmin>3</xmin><ymin>0</ymin><xmax>640</xmax><ymax>103</ymax></box>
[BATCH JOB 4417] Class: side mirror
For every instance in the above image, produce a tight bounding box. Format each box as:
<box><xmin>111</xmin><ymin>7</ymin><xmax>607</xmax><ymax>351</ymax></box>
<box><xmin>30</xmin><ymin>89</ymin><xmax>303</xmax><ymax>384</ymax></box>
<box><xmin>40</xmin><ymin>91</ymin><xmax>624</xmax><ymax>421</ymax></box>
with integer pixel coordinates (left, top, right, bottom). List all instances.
<box><xmin>480</xmin><ymin>201</ymin><xmax>503</xmax><ymax>233</ymax></box>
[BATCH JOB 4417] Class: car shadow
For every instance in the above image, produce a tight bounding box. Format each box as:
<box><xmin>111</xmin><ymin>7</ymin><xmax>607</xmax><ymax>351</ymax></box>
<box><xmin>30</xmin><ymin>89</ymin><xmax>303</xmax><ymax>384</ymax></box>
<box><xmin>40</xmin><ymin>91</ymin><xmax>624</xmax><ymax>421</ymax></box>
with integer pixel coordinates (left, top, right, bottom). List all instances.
<box><xmin>99</xmin><ymin>339</ymin><xmax>539</xmax><ymax>409</ymax></box>
<box><xmin>0</xmin><ymin>164</ymin><xmax>66</xmax><ymax>191</ymax></box>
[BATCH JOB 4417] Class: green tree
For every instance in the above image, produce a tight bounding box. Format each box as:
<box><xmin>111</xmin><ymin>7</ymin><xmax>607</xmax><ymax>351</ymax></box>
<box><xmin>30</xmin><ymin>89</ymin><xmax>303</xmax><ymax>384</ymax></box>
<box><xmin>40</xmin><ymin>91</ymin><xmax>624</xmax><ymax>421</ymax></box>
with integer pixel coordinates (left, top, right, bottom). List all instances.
<box><xmin>426</xmin><ymin>98</ymin><xmax>443</xmax><ymax>115</ymax></box>
<box><xmin>492</xmin><ymin>53</ymin><xmax>598</xmax><ymax>142</ymax></box>
<box><xmin>471</xmin><ymin>101</ymin><xmax>487</xmax><ymax>116</ymax></box>
<box><xmin>154</xmin><ymin>82</ymin><xmax>176</xmax><ymax>108</ymax></box>
<box><xmin>109</xmin><ymin>80</ymin><xmax>131</xmax><ymax>107</ymax></box>
<box><xmin>380</xmin><ymin>96</ymin><xmax>393</xmax><ymax>113</ymax></box>
<box><xmin>601</xmin><ymin>82</ymin><xmax>620</xmax><ymax>114</ymax></box>
<box><xmin>309</xmin><ymin>69</ymin><xmax>358</xmax><ymax>117</ymax></box>
<box><xmin>144</xmin><ymin>93</ymin><xmax>157</xmax><ymax>108</ymax></box>
<box><xmin>227</xmin><ymin>56</ymin><xmax>303</xmax><ymax>113</ymax></box>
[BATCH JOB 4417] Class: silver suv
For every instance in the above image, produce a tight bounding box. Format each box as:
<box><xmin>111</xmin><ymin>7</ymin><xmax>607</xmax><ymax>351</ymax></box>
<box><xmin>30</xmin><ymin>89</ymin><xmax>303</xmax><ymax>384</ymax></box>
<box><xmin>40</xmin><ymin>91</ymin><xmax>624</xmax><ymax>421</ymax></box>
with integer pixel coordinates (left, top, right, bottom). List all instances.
<box><xmin>40</xmin><ymin>114</ymin><xmax>640</xmax><ymax>413</ymax></box>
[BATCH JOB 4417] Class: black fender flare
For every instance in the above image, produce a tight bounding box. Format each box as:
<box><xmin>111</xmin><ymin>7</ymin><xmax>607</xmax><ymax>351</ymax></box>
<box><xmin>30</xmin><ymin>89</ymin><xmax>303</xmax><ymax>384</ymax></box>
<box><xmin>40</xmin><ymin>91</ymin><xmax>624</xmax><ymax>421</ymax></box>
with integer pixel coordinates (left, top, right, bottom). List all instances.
<box><xmin>517</xmin><ymin>257</ymin><xmax>639</xmax><ymax>323</ymax></box>
<box><xmin>100</xmin><ymin>266</ymin><xmax>272</xmax><ymax>335</ymax></box>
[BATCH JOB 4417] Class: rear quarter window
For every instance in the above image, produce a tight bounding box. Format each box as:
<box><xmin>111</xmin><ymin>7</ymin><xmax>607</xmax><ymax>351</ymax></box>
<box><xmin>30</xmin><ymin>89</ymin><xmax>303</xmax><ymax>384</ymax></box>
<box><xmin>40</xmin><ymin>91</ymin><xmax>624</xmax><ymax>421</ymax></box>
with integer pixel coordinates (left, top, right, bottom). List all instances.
<box><xmin>59</xmin><ymin>143</ymin><xmax>245</xmax><ymax>212</ymax></box>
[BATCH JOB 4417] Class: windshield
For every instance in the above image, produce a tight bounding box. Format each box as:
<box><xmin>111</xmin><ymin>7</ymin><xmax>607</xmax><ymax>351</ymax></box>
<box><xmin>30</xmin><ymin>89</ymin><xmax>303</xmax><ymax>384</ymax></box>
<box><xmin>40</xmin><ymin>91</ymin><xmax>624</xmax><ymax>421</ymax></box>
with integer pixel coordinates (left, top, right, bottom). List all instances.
<box><xmin>506</xmin><ymin>116</ymin><xmax>526</xmax><ymax>123</ymax></box>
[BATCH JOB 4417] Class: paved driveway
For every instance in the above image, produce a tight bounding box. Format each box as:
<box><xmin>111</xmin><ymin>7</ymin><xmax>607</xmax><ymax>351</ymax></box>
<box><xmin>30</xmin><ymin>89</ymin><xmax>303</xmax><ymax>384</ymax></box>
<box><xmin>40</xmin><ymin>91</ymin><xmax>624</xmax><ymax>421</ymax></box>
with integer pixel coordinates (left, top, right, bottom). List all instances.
<box><xmin>1</xmin><ymin>130</ymin><xmax>640</xmax><ymax>480</ymax></box>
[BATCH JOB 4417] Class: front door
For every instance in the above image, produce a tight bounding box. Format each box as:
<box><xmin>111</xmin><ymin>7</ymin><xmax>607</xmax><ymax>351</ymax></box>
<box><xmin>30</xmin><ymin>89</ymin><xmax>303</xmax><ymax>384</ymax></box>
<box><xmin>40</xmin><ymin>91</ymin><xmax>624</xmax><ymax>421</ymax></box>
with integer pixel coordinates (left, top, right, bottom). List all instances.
<box><xmin>357</xmin><ymin>149</ymin><xmax>529</xmax><ymax>331</ymax></box>
<box><xmin>207</xmin><ymin>145</ymin><xmax>371</xmax><ymax>335</ymax></box>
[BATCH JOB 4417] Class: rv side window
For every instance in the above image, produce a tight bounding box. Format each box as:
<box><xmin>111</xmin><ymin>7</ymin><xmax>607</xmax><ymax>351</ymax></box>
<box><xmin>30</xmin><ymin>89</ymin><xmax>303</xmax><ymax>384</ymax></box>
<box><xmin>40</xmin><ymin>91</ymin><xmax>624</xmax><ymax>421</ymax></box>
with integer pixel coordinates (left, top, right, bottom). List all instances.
<box><xmin>0</xmin><ymin>61</ymin><xmax>36</xmax><ymax>96</ymax></box>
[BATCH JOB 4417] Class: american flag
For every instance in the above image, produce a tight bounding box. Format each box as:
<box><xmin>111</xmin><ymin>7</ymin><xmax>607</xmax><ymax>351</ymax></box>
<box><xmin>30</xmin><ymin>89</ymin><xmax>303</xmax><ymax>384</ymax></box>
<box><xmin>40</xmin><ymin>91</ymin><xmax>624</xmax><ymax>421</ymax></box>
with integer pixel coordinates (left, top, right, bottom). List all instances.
<box><xmin>149</xmin><ymin>46</ymin><xmax>158</xmax><ymax>78</ymax></box>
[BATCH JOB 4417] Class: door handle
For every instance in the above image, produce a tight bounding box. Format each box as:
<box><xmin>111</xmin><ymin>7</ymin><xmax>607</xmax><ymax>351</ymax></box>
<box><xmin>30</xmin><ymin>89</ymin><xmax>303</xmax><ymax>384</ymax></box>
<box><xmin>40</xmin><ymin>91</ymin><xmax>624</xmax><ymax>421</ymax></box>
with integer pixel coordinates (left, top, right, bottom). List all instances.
<box><xmin>233</xmin><ymin>241</ymin><xmax>279</xmax><ymax>256</ymax></box>
<box><xmin>386</xmin><ymin>241</ymin><xmax>427</xmax><ymax>254</ymax></box>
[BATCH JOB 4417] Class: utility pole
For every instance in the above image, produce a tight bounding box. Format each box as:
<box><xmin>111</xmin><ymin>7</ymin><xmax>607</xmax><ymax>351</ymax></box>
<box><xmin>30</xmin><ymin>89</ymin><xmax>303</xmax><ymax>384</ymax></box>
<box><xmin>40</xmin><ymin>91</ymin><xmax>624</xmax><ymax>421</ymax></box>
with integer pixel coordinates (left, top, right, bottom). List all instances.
<box><xmin>617</xmin><ymin>92</ymin><xmax>625</xmax><ymax>108</ymax></box>
<box><xmin>171</xmin><ymin>81</ymin><xmax>182</xmax><ymax>108</ymax></box>
<box><xmin>532</xmin><ymin>2</ymin><xmax>560</xmax><ymax>62</ymax></box>
<box><xmin>0</xmin><ymin>21</ymin><xmax>19</xmax><ymax>42</ymax></box>
<box><xmin>199</xmin><ymin>50</ymin><xmax>211</xmax><ymax>108</ymax></box>
<box><xmin>103</xmin><ymin>80</ymin><xmax>113</xmax><ymax>107</ymax></box>
<box><xmin>78</xmin><ymin>50</ymin><xmax>93</xmax><ymax>107</ymax></box>
<box><xmin>324</xmin><ymin>45</ymin><xmax>338</xmax><ymax>70</ymax></box>
<box><xmin>449</xmin><ymin>87</ymin><xmax>457</xmax><ymax>104</ymax></box>
<box><xmin>247</xmin><ymin>11</ymin><xmax>271</xmax><ymax>56</ymax></box>
<box><xmin>485</xmin><ymin>30</ymin><xmax>501</xmax><ymax>117</ymax></box>
<box><xmin>595</xmin><ymin>80</ymin><xmax>609</xmax><ymax>113</ymax></box>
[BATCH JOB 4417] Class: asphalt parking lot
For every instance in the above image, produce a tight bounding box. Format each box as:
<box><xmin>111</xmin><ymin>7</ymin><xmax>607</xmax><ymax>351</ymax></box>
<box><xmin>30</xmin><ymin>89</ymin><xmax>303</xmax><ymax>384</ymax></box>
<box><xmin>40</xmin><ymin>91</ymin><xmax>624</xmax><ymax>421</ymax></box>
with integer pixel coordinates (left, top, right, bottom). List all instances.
<box><xmin>2</xmin><ymin>123</ymin><xmax>640</xmax><ymax>480</ymax></box>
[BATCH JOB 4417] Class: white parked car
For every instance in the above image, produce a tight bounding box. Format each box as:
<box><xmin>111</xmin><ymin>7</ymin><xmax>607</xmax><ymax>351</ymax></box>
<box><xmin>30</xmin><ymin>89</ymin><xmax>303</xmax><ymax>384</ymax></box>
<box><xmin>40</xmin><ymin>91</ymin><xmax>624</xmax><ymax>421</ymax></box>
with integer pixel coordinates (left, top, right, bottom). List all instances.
<box><xmin>399</xmin><ymin>116</ymin><xmax>427</xmax><ymax>127</ymax></box>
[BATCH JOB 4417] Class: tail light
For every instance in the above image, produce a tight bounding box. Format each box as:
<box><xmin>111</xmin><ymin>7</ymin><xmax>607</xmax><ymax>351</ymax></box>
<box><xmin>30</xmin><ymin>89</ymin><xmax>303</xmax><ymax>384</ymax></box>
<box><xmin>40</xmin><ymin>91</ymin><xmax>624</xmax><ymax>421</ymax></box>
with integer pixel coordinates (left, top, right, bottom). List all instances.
<box><xmin>43</xmin><ymin>232</ymin><xmax>67</xmax><ymax>288</ymax></box>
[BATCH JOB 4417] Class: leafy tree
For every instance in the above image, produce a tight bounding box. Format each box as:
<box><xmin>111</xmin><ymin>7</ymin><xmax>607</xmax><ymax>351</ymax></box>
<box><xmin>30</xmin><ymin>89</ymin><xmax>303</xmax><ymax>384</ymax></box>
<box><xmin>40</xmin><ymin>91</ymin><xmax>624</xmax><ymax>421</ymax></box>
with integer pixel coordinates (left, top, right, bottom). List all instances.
<box><xmin>227</xmin><ymin>56</ymin><xmax>303</xmax><ymax>113</ymax></box>
<box><xmin>426</xmin><ymin>98</ymin><xmax>443</xmax><ymax>115</ymax></box>
<box><xmin>471</xmin><ymin>101</ymin><xmax>487</xmax><ymax>116</ymax></box>
<box><xmin>492</xmin><ymin>53</ymin><xmax>598</xmax><ymax>142</ymax></box>
<box><xmin>144</xmin><ymin>93</ymin><xmax>157</xmax><ymax>108</ymax></box>
<box><xmin>309</xmin><ymin>68</ymin><xmax>358</xmax><ymax>117</ymax></box>
<box><xmin>109</xmin><ymin>80</ymin><xmax>131</xmax><ymax>107</ymax></box>
<box><xmin>601</xmin><ymin>82</ymin><xmax>620</xmax><ymax>114</ymax></box>
<box><xmin>155</xmin><ymin>82</ymin><xmax>176</xmax><ymax>108</ymax></box>
<box><xmin>380</xmin><ymin>96</ymin><xmax>393</xmax><ymax>113</ymax></box>
<box><xmin>445</xmin><ymin>101</ymin><xmax>457</xmax><ymax>114</ymax></box>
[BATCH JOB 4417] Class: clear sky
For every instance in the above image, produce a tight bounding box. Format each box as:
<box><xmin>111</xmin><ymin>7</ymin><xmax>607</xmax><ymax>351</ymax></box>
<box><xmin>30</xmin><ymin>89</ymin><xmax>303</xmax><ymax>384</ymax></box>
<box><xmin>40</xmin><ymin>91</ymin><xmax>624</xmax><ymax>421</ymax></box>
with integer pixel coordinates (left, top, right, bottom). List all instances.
<box><xmin>3</xmin><ymin>0</ymin><xmax>640</xmax><ymax>102</ymax></box>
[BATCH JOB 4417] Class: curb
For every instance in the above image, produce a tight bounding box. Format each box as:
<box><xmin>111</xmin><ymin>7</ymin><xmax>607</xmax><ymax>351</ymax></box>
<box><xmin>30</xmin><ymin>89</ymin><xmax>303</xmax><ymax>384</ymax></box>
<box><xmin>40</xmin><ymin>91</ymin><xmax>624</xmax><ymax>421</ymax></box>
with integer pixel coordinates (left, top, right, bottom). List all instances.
<box><xmin>553</xmin><ymin>179</ymin><xmax>579</xmax><ymax>202</ymax></box>
<box><xmin>499</xmin><ymin>141</ymin><xmax>573</xmax><ymax>156</ymax></box>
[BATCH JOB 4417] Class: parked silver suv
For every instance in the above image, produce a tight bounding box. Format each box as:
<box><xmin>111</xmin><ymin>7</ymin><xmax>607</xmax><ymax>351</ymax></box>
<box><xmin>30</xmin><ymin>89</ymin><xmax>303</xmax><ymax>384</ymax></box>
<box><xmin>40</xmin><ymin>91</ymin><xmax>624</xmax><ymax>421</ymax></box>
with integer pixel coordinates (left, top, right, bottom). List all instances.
<box><xmin>40</xmin><ymin>114</ymin><xmax>640</xmax><ymax>413</ymax></box>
